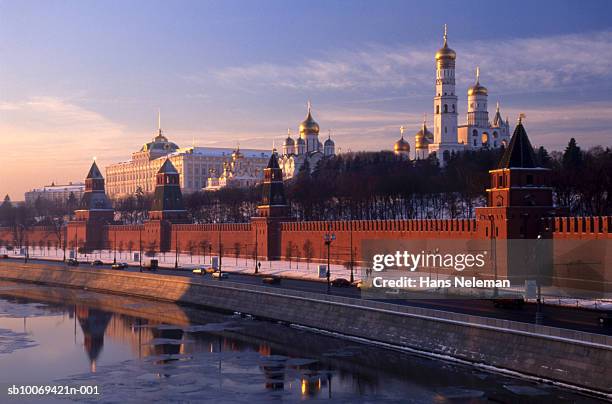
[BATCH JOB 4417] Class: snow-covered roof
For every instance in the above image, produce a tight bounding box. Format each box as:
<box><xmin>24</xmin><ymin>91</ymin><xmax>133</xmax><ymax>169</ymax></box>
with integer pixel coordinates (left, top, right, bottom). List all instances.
<box><xmin>171</xmin><ymin>147</ymin><xmax>270</xmax><ymax>159</ymax></box>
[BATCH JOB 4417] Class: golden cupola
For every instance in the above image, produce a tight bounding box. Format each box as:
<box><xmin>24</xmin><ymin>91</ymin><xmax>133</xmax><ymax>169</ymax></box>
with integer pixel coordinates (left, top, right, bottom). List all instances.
<box><xmin>415</xmin><ymin>119</ymin><xmax>433</xmax><ymax>150</ymax></box>
<box><xmin>435</xmin><ymin>24</ymin><xmax>456</xmax><ymax>64</ymax></box>
<box><xmin>299</xmin><ymin>102</ymin><xmax>320</xmax><ymax>135</ymax></box>
<box><xmin>394</xmin><ymin>126</ymin><xmax>411</xmax><ymax>155</ymax></box>
<box><xmin>468</xmin><ymin>66</ymin><xmax>488</xmax><ymax>96</ymax></box>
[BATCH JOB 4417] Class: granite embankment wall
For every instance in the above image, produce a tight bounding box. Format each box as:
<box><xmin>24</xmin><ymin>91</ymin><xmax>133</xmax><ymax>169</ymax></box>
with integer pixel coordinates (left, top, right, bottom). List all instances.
<box><xmin>0</xmin><ymin>261</ymin><xmax>611</xmax><ymax>394</ymax></box>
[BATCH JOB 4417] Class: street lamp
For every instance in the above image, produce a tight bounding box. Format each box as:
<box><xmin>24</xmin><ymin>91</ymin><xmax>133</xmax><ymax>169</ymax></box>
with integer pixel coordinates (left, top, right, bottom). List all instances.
<box><xmin>138</xmin><ymin>227</ymin><xmax>143</xmax><ymax>272</ymax></box>
<box><xmin>254</xmin><ymin>227</ymin><xmax>259</xmax><ymax>274</ymax></box>
<box><xmin>113</xmin><ymin>230</ymin><xmax>117</xmax><ymax>264</ymax></box>
<box><xmin>535</xmin><ymin>234</ymin><xmax>543</xmax><ymax>324</ymax></box>
<box><xmin>324</xmin><ymin>227</ymin><xmax>336</xmax><ymax>293</ymax></box>
<box><xmin>174</xmin><ymin>226</ymin><xmax>179</xmax><ymax>269</ymax></box>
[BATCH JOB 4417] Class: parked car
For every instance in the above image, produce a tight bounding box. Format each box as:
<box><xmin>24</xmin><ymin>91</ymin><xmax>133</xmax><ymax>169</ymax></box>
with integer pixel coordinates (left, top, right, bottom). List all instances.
<box><xmin>192</xmin><ymin>268</ymin><xmax>204</xmax><ymax>275</ymax></box>
<box><xmin>91</xmin><ymin>260</ymin><xmax>104</xmax><ymax>266</ymax></box>
<box><xmin>112</xmin><ymin>262</ymin><xmax>128</xmax><ymax>270</ymax></box>
<box><xmin>0</xmin><ymin>254</ymin><xmax>9</xmax><ymax>259</ymax></box>
<box><xmin>211</xmin><ymin>272</ymin><xmax>228</xmax><ymax>279</ymax></box>
<box><xmin>331</xmin><ymin>278</ymin><xmax>351</xmax><ymax>287</ymax></box>
<box><xmin>262</xmin><ymin>276</ymin><xmax>281</xmax><ymax>285</ymax></box>
<box><xmin>143</xmin><ymin>259</ymin><xmax>158</xmax><ymax>270</ymax></box>
<box><xmin>66</xmin><ymin>258</ymin><xmax>79</xmax><ymax>266</ymax></box>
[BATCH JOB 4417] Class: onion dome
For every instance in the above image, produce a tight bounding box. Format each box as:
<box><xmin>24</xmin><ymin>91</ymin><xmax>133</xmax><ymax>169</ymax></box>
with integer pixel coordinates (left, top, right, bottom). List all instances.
<box><xmin>435</xmin><ymin>24</ymin><xmax>456</xmax><ymax>61</ymax></box>
<box><xmin>299</xmin><ymin>101</ymin><xmax>320</xmax><ymax>135</ymax></box>
<box><xmin>394</xmin><ymin>126</ymin><xmax>411</xmax><ymax>153</ymax></box>
<box><xmin>468</xmin><ymin>67</ymin><xmax>488</xmax><ymax>96</ymax></box>
<box><xmin>324</xmin><ymin>136</ymin><xmax>335</xmax><ymax>147</ymax></box>
<box><xmin>284</xmin><ymin>132</ymin><xmax>295</xmax><ymax>146</ymax></box>
<box><xmin>296</xmin><ymin>137</ymin><xmax>305</xmax><ymax>145</ymax></box>
<box><xmin>415</xmin><ymin>120</ymin><xmax>433</xmax><ymax>149</ymax></box>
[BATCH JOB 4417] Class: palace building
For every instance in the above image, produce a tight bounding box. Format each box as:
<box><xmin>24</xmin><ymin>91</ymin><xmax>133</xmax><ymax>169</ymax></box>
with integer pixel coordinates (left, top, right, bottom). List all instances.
<box><xmin>105</xmin><ymin>116</ymin><xmax>269</xmax><ymax>197</ymax></box>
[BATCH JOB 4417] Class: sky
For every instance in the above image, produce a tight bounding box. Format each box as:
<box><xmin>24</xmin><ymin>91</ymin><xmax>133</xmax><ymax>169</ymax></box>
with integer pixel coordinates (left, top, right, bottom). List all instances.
<box><xmin>1</xmin><ymin>0</ymin><xmax>612</xmax><ymax>200</ymax></box>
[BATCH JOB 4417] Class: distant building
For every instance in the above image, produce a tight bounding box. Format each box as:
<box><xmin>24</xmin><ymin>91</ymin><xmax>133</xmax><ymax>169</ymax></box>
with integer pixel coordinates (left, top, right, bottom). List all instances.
<box><xmin>398</xmin><ymin>25</ymin><xmax>511</xmax><ymax>162</ymax></box>
<box><xmin>205</xmin><ymin>147</ymin><xmax>266</xmax><ymax>191</ymax></box>
<box><xmin>278</xmin><ymin>102</ymin><xmax>336</xmax><ymax>179</ymax></box>
<box><xmin>105</xmin><ymin>114</ymin><xmax>269</xmax><ymax>197</ymax></box>
<box><xmin>24</xmin><ymin>182</ymin><xmax>85</xmax><ymax>205</ymax></box>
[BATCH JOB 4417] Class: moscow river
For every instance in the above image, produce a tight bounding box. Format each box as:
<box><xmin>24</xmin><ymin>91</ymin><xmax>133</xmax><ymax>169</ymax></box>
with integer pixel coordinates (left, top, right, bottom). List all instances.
<box><xmin>0</xmin><ymin>281</ymin><xmax>605</xmax><ymax>403</ymax></box>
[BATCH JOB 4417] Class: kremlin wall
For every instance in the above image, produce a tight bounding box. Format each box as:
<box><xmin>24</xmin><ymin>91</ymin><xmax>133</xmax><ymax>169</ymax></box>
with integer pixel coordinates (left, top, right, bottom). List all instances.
<box><xmin>0</xmin><ymin>121</ymin><xmax>610</xmax><ymax>296</ymax></box>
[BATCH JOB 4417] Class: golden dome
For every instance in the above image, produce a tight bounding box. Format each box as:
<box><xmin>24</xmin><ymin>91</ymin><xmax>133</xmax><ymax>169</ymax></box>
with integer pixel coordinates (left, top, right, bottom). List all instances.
<box><xmin>394</xmin><ymin>137</ymin><xmax>410</xmax><ymax>153</ymax></box>
<box><xmin>415</xmin><ymin>121</ymin><xmax>433</xmax><ymax>149</ymax></box>
<box><xmin>468</xmin><ymin>67</ymin><xmax>487</xmax><ymax>96</ymax></box>
<box><xmin>299</xmin><ymin>102</ymin><xmax>320</xmax><ymax>135</ymax></box>
<box><xmin>435</xmin><ymin>24</ymin><xmax>456</xmax><ymax>61</ymax></box>
<box><xmin>394</xmin><ymin>127</ymin><xmax>411</xmax><ymax>153</ymax></box>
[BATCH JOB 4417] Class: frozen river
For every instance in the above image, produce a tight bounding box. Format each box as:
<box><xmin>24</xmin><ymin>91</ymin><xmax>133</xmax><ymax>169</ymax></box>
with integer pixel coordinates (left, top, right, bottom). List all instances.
<box><xmin>0</xmin><ymin>281</ymin><xmax>605</xmax><ymax>403</ymax></box>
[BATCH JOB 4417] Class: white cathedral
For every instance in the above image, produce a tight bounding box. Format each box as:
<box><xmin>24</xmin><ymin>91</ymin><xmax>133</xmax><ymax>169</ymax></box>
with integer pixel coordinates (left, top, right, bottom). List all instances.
<box><xmin>278</xmin><ymin>102</ymin><xmax>336</xmax><ymax>179</ymax></box>
<box><xmin>395</xmin><ymin>25</ymin><xmax>511</xmax><ymax>162</ymax></box>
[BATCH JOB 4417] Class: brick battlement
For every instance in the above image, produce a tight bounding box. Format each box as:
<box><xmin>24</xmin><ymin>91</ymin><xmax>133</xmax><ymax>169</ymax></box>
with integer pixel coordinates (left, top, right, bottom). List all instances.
<box><xmin>280</xmin><ymin>218</ymin><xmax>479</xmax><ymax>235</ymax></box>
<box><xmin>550</xmin><ymin>216</ymin><xmax>612</xmax><ymax>239</ymax></box>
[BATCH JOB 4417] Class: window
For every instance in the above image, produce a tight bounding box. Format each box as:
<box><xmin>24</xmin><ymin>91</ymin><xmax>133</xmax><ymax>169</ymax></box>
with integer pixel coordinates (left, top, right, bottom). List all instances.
<box><xmin>472</xmin><ymin>129</ymin><xmax>478</xmax><ymax>137</ymax></box>
<box><xmin>444</xmin><ymin>104</ymin><xmax>448</xmax><ymax>113</ymax></box>
<box><xmin>452</xmin><ymin>104</ymin><xmax>456</xmax><ymax>112</ymax></box>
<box><xmin>526</xmin><ymin>174</ymin><xmax>533</xmax><ymax>185</ymax></box>
<box><xmin>436</xmin><ymin>105</ymin><xmax>440</xmax><ymax>114</ymax></box>
<box><xmin>445</xmin><ymin>126</ymin><xmax>447</xmax><ymax>133</ymax></box>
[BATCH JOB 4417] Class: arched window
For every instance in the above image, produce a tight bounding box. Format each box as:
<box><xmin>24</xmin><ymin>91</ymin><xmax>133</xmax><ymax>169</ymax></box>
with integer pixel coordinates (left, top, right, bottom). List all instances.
<box><xmin>493</xmin><ymin>131</ymin><xmax>498</xmax><ymax>139</ymax></box>
<box><xmin>436</xmin><ymin>105</ymin><xmax>440</xmax><ymax>114</ymax></box>
<box><xmin>452</xmin><ymin>104</ymin><xmax>456</xmax><ymax>112</ymax></box>
<box><xmin>445</xmin><ymin>126</ymin><xmax>447</xmax><ymax>133</ymax></box>
<box><xmin>444</xmin><ymin>104</ymin><xmax>448</xmax><ymax>113</ymax></box>
<box><xmin>472</xmin><ymin>129</ymin><xmax>478</xmax><ymax>137</ymax></box>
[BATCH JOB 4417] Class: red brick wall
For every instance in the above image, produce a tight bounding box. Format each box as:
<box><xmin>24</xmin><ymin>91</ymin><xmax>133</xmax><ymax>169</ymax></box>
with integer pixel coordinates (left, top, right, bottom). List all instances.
<box><xmin>551</xmin><ymin>216</ymin><xmax>612</xmax><ymax>240</ymax></box>
<box><xmin>278</xmin><ymin>219</ymin><xmax>481</xmax><ymax>265</ymax></box>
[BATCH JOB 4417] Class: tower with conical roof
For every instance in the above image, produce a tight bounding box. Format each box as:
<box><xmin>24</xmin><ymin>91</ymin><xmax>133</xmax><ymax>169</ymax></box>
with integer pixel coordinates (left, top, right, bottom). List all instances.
<box><xmin>70</xmin><ymin>161</ymin><xmax>114</xmax><ymax>252</ymax></box>
<box><xmin>252</xmin><ymin>149</ymin><xmax>291</xmax><ymax>260</ymax></box>
<box><xmin>149</xmin><ymin>159</ymin><xmax>187</xmax><ymax>222</ymax></box>
<box><xmin>476</xmin><ymin>117</ymin><xmax>556</xmax><ymax>283</ymax></box>
<box><xmin>75</xmin><ymin>161</ymin><xmax>114</xmax><ymax>221</ymax></box>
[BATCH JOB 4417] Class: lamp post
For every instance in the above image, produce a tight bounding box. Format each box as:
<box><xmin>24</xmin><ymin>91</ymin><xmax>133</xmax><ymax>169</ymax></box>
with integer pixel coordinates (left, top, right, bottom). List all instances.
<box><xmin>138</xmin><ymin>227</ymin><xmax>142</xmax><ymax>272</ymax></box>
<box><xmin>218</xmin><ymin>222</ymin><xmax>222</xmax><ymax>275</ymax></box>
<box><xmin>174</xmin><ymin>226</ymin><xmax>179</xmax><ymax>269</ymax></box>
<box><xmin>535</xmin><ymin>233</ymin><xmax>543</xmax><ymax>324</ymax></box>
<box><xmin>113</xmin><ymin>230</ymin><xmax>117</xmax><ymax>264</ymax></box>
<box><xmin>254</xmin><ymin>226</ymin><xmax>259</xmax><ymax>274</ymax></box>
<box><xmin>489</xmin><ymin>214</ymin><xmax>498</xmax><ymax>298</ymax></box>
<box><xmin>324</xmin><ymin>226</ymin><xmax>336</xmax><ymax>293</ymax></box>
<box><xmin>349</xmin><ymin>224</ymin><xmax>354</xmax><ymax>283</ymax></box>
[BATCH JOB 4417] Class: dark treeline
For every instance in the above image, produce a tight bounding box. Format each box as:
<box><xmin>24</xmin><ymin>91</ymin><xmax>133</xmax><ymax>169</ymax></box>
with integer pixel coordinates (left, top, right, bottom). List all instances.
<box><xmin>285</xmin><ymin>138</ymin><xmax>611</xmax><ymax>221</ymax></box>
<box><xmin>286</xmin><ymin>149</ymin><xmax>502</xmax><ymax>221</ymax></box>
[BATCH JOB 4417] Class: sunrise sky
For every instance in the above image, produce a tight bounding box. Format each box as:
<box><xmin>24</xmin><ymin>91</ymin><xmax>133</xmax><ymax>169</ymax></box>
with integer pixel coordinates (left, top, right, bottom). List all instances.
<box><xmin>1</xmin><ymin>0</ymin><xmax>612</xmax><ymax>200</ymax></box>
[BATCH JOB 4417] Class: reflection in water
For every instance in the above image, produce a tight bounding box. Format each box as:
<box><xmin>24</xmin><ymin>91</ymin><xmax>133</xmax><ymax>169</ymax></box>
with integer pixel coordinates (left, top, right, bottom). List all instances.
<box><xmin>75</xmin><ymin>306</ymin><xmax>112</xmax><ymax>372</ymax></box>
<box><xmin>0</xmin><ymin>281</ymin><xmax>606</xmax><ymax>403</ymax></box>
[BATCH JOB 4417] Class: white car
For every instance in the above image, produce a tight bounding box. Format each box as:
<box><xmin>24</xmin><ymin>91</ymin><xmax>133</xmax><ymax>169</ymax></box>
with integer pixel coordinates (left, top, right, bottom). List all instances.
<box><xmin>211</xmin><ymin>272</ymin><xmax>228</xmax><ymax>279</ymax></box>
